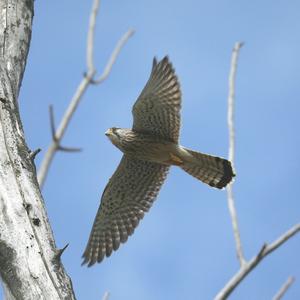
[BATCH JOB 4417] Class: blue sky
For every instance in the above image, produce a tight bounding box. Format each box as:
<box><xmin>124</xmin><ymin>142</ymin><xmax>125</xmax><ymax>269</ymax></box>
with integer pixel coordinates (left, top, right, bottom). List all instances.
<box><xmin>5</xmin><ymin>0</ymin><xmax>300</xmax><ymax>299</ymax></box>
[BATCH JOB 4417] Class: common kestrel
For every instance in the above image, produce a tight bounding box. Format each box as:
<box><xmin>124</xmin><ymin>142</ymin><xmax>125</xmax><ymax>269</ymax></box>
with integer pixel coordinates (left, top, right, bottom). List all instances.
<box><xmin>82</xmin><ymin>56</ymin><xmax>235</xmax><ymax>266</ymax></box>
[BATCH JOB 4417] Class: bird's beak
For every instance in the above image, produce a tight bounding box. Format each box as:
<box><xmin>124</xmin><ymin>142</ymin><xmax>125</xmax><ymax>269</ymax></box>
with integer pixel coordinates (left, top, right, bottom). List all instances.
<box><xmin>105</xmin><ymin>129</ymin><xmax>111</xmax><ymax>136</ymax></box>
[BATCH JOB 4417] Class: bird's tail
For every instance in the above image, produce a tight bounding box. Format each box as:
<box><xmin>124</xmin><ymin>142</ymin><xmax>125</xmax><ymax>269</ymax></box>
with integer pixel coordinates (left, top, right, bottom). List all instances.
<box><xmin>179</xmin><ymin>147</ymin><xmax>235</xmax><ymax>189</ymax></box>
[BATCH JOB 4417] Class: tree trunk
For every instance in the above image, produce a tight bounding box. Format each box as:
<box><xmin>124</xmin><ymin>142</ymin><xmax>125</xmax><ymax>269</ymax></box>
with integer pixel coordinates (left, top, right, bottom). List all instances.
<box><xmin>0</xmin><ymin>1</ymin><xmax>75</xmax><ymax>299</ymax></box>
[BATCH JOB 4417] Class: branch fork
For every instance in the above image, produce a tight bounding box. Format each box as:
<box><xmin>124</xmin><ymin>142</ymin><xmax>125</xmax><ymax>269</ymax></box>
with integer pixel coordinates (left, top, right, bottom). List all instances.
<box><xmin>49</xmin><ymin>105</ymin><xmax>82</xmax><ymax>153</ymax></box>
<box><xmin>215</xmin><ymin>42</ymin><xmax>300</xmax><ymax>299</ymax></box>
<box><xmin>37</xmin><ymin>0</ymin><xmax>134</xmax><ymax>189</ymax></box>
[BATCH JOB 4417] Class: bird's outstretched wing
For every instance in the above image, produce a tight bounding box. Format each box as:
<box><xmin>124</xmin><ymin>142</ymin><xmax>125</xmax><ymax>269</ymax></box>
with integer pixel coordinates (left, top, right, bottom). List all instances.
<box><xmin>82</xmin><ymin>156</ymin><xmax>169</xmax><ymax>266</ymax></box>
<box><xmin>132</xmin><ymin>56</ymin><xmax>181</xmax><ymax>143</ymax></box>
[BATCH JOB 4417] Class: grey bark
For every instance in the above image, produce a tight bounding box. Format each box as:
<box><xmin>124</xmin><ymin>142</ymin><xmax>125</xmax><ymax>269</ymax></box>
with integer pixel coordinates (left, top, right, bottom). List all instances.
<box><xmin>0</xmin><ymin>1</ymin><xmax>75</xmax><ymax>299</ymax></box>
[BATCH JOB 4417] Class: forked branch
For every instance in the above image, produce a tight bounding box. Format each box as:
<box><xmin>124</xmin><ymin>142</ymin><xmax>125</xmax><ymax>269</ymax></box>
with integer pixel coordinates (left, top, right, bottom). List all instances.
<box><xmin>216</xmin><ymin>42</ymin><xmax>300</xmax><ymax>300</ymax></box>
<box><xmin>37</xmin><ymin>0</ymin><xmax>134</xmax><ymax>188</ymax></box>
<box><xmin>215</xmin><ymin>224</ymin><xmax>300</xmax><ymax>300</ymax></box>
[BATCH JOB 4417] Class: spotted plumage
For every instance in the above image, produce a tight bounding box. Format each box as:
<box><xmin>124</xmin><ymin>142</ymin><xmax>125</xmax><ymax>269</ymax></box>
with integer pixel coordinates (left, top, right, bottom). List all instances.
<box><xmin>82</xmin><ymin>56</ymin><xmax>235</xmax><ymax>266</ymax></box>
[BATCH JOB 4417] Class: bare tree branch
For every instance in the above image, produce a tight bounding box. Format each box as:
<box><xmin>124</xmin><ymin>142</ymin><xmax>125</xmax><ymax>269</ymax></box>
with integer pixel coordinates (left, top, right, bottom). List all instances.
<box><xmin>214</xmin><ymin>224</ymin><xmax>300</xmax><ymax>299</ymax></box>
<box><xmin>37</xmin><ymin>0</ymin><xmax>134</xmax><ymax>189</ymax></box>
<box><xmin>215</xmin><ymin>42</ymin><xmax>300</xmax><ymax>300</ymax></box>
<box><xmin>92</xmin><ymin>29</ymin><xmax>134</xmax><ymax>84</ymax></box>
<box><xmin>49</xmin><ymin>105</ymin><xmax>56</xmax><ymax>139</ymax></box>
<box><xmin>264</xmin><ymin>224</ymin><xmax>300</xmax><ymax>256</ymax></box>
<box><xmin>272</xmin><ymin>276</ymin><xmax>295</xmax><ymax>300</ymax></box>
<box><xmin>49</xmin><ymin>105</ymin><xmax>82</xmax><ymax>152</ymax></box>
<box><xmin>0</xmin><ymin>0</ymin><xmax>132</xmax><ymax>297</ymax></box>
<box><xmin>87</xmin><ymin>0</ymin><xmax>100</xmax><ymax>72</ymax></box>
<box><xmin>102</xmin><ymin>291</ymin><xmax>110</xmax><ymax>300</ymax></box>
<box><xmin>227</xmin><ymin>42</ymin><xmax>245</xmax><ymax>266</ymax></box>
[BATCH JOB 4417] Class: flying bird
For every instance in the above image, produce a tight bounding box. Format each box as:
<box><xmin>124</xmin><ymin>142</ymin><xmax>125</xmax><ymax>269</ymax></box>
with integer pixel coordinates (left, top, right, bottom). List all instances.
<box><xmin>82</xmin><ymin>56</ymin><xmax>235</xmax><ymax>266</ymax></box>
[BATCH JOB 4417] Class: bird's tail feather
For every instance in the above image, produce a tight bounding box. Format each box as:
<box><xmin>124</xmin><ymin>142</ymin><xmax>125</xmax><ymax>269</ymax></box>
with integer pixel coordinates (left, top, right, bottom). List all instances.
<box><xmin>180</xmin><ymin>148</ymin><xmax>235</xmax><ymax>189</ymax></box>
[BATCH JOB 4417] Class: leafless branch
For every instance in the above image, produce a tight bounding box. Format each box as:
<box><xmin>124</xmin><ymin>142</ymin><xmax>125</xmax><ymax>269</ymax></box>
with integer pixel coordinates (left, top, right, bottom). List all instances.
<box><xmin>102</xmin><ymin>291</ymin><xmax>110</xmax><ymax>300</ymax></box>
<box><xmin>49</xmin><ymin>104</ymin><xmax>56</xmax><ymax>139</ymax></box>
<box><xmin>216</xmin><ymin>42</ymin><xmax>300</xmax><ymax>299</ymax></box>
<box><xmin>227</xmin><ymin>42</ymin><xmax>245</xmax><ymax>266</ymax></box>
<box><xmin>53</xmin><ymin>243</ymin><xmax>69</xmax><ymax>262</ymax></box>
<box><xmin>86</xmin><ymin>0</ymin><xmax>100</xmax><ymax>72</ymax></box>
<box><xmin>215</xmin><ymin>224</ymin><xmax>300</xmax><ymax>300</ymax></box>
<box><xmin>28</xmin><ymin>148</ymin><xmax>41</xmax><ymax>160</ymax></box>
<box><xmin>272</xmin><ymin>276</ymin><xmax>295</xmax><ymax>300</ymax></box>
<box><xmin>92</xmin><ymin>29</ymin><xmax>134</xmax><ymax>84</ymax></box>
<box><xmin>37</xmin><ymin>0</ymin><xmax>134</xmax><ymax>188</ymax></box>
<box><xmin>264</xmin><ymin>223</ymin><xmax>300</xmax><ymax>256</ymax></box>
<box><xmin>49</xmin><ymin>105</ymin><xmax>82</xmax><ymax>153</ymax></box>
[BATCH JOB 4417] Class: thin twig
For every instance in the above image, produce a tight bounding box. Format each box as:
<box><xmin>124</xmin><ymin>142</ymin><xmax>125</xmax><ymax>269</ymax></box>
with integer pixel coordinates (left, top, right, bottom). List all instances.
<box><xmin>86</xmin><ymin>0</ymin><xmax>100</xmax><ymax>72</ymax></box>
<box><xmin>102</xmin><ymin>291</ymin><xmax>110</xmax><ymax>300</ymax></box>
<box><xmin>226</xmin><ymin>42</ymin><xmax>245</xmax><ymax>267</ymax></box>
<box><xmin>57</xmin><ymin>145</ymin><xmax>82</xmax><ymax>152</ymax></box>
<box><xmin>215</xmin><ymin>223</ymin><xmax>300</xmax><ymax>300</ymax></box>
<box><xmin>53</xmin><ymin>243</ymin><xmax>69</xmax><ymax>261</ymax></box>
<box><xmin>49</xmin><ymin>105</ymin><xmax>56</xmax><ymax>140</ymax></box>
<box><xmin>49</xmin><ymin>105</ymin><xmax>82</xmax><ymax>152</ymax></box>
<box><xmin>37</xmin><ymin>0</ymin><xmax>134</xmax><ymax>189</ymax></box>
<box><xmin>264</xmin><ymin>223</ymin><xmax>300</xmax><ymax>256</ymax></box>
<box><xmin>93</xmin><ymin>29</ymin><xmax>134</xmax><ymax>84</ymax></box>
<box><xmin>217</xmin><ymin>42</ymin><xmax>299</xmax><ymax>299</ymax></box>
<box><xmin>228</xmin><ymin>42</ymin><xmax>244</xmax><ymax>169</ymax></box>
<box><xmin>28</xmin><ymin>148</ymin><xmax>41</xmax><ymax>161</ymax></box>
<box><xmin>272</xmin><ymin>276</ymin><xmax>295</xmax><ymax>300</ymax></box>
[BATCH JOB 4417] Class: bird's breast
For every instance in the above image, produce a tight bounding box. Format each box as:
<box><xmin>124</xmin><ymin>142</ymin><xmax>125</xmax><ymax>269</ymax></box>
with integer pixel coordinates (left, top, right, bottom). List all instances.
<box><xmin>114</xmin><ymin>131</ymin><xmax>179</xmax><ymax>165</ymax></box>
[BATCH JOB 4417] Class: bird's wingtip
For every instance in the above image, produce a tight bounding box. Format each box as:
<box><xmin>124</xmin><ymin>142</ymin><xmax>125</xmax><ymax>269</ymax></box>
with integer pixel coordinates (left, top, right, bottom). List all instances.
<box><xmin>162</xmin><ymin>55</ymin><xmax>169</xmax><ymax>63</ymax></box>
<box><xmin>152</xmin><ymin>57</ymin><xmax>158</xmax><ymax>68</ymax></box>
<box><xmin>152</xmin><ymin>55</ymin><xmax>171</xmax><ymax>68</ymax></box>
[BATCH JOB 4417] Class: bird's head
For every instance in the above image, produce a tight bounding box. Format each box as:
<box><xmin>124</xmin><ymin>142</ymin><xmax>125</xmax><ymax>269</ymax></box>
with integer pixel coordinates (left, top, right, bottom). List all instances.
<box><xmin>105</xmin><ymin>127</ymin><xmax>120</xmax><ymax>143</ymax></box>
<box><xmin>105</xmin><ymin>127</ymin><xmax>129</xmax><ymax>147</ymax></box>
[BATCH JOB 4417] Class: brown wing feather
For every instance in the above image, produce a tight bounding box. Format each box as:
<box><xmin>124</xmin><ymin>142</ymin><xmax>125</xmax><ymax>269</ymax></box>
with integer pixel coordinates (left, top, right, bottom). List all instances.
<box><xmin>132</xmin><ymin>56</ymin><xmax>181</xmax><ymax>143</ymax></box>
<box><xmin>82</xmin><ymin>156</ymin><xmax>169</xmax><ymax>266</ymax></box>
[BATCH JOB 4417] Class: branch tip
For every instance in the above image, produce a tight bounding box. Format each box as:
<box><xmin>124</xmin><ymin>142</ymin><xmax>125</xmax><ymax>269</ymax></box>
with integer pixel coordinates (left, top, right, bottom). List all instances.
<box><xmin>28</xmin><ymin>148</ymin><xmax>41</xmax><ymax>160</ymax></box>
<box><xmin>54</xmin><ymin>243</ymin><xmax>69</xmax><ymax>261</ymax></box>
<box><xmin>257</xmin><ymin>243</ymin><xmax>267</xmax><ymax>258</ymax></box>
<box><xmin>57</xmin><ymin>145</ymin><xmax>82</xmax><ymax>153</ymax></box>
<box><xmin>102</xmin><ymin>291</ymin><xmax>110</xmax><ymax>300</ymax></box>
<box><xmin>233</xmin><ymin>42</ymin><xmax>244</xmax><ymax>50</ymax></box>
<box><xmin>272</xmin><ymin>276</ymin><xmax>295</xmax><ymax>300</ymax></box>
